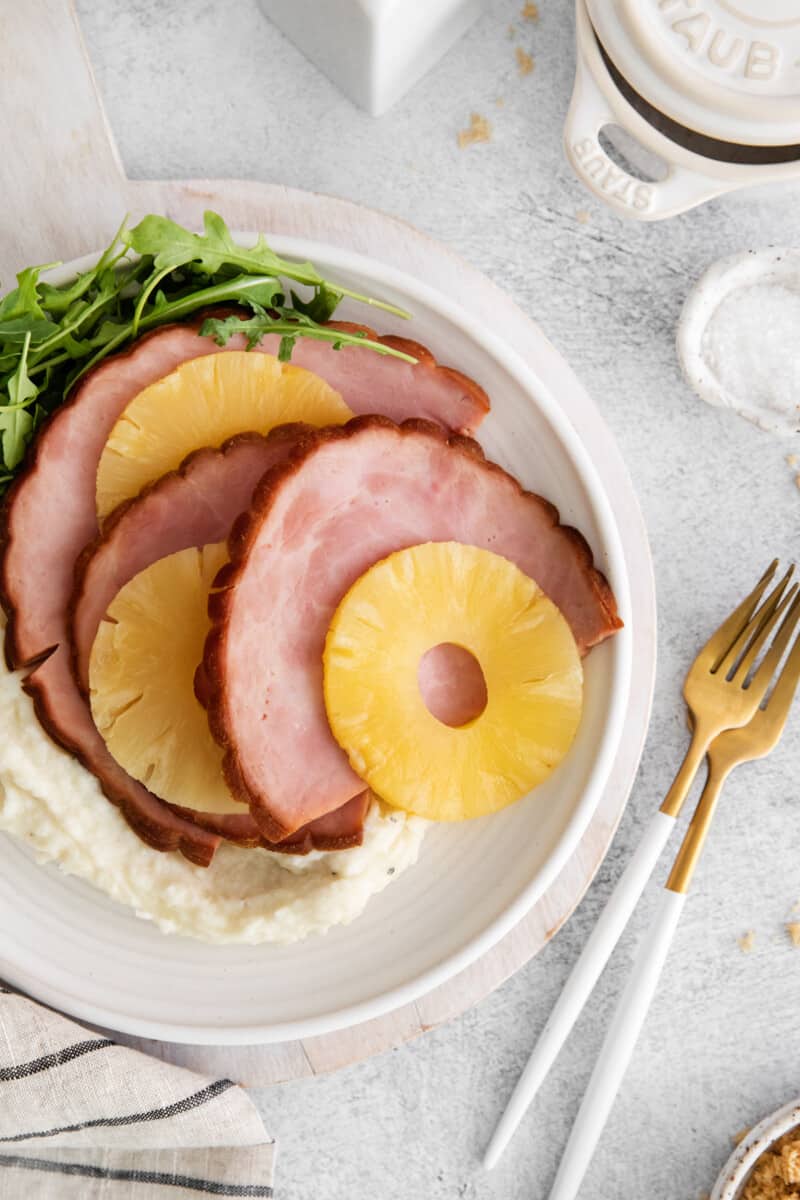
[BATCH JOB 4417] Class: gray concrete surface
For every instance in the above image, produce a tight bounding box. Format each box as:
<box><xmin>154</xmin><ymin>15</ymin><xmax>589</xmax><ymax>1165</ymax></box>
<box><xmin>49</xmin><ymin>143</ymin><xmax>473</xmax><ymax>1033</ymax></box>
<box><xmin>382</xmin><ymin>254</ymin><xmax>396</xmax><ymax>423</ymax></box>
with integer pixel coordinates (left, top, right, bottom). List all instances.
<box><xmin>76</xmin><ymin>1</ymin><xmax>800</xmax><ymax>1196</ymax></box>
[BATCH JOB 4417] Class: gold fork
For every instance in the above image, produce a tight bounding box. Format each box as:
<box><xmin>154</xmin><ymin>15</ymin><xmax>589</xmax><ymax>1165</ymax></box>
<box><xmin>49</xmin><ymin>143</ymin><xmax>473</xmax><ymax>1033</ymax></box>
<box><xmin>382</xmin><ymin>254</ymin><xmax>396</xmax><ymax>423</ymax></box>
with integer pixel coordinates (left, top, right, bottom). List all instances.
<box><xmin>662</xmin><ymin>558</ymin><xmax>795</xmax><ymax>822</ymax></box>
<box><xmin>546</xmin><ymin>569</ymin><xmax>800</xmax><ymax>1200</ymax></box>
<box><xmin>485</xmin><ymin>561</ymin><xmax>798</xmax><ymax>1173</ymax></box>
<box><xmin>669</xmin><ymin>588</ymin><xmax>800</xmax><ymax>894</ymax></box>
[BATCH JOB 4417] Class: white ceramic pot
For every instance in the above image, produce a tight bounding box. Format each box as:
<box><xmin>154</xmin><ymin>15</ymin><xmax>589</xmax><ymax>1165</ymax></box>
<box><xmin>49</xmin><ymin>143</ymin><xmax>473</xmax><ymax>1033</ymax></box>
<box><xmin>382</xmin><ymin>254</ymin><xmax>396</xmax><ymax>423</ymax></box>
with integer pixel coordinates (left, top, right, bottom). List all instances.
<box><xmin>710</xmin><ymin>1097</ymin><xmax>800</xmax><ymax>1199</ymax></box>
<box><xmin>566</xmin><ymin>0</ymin><xmax>800</xmax><ymax>220</ymax></box>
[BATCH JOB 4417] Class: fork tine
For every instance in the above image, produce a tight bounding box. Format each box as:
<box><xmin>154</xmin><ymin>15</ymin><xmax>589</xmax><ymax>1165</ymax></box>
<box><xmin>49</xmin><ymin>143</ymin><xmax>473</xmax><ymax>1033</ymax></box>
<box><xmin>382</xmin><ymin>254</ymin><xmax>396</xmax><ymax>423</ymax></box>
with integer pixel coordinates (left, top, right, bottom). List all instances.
<box><xmin>702</xmin><ymin>559</ymin><xmax>779</xmax><ymax>670</ymax></box>
<box><xmin>758</xmin><ymin>622</ymin><xmax>800</xmax><ymax>749</ymax></box>
<box><xmin>713</xmin><ymin>564</ymin><xmax>793</xmax><ymax>675</ymax></box>
<box><xmin>731</xmin><ymin>581</ymin><xmax>799</xmax><ymax>688</ymax></box>
<box><xmin>749</xmin><ymin>590</ymin><xmax>800</xmax><ymax>705</ymax></box>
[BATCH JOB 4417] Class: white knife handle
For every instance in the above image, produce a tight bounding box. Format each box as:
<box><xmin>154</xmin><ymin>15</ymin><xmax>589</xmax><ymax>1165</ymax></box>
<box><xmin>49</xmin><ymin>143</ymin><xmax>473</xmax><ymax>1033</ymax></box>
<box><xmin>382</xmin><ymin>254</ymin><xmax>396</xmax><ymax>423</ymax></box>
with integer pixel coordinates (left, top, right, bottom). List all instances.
<box><xmin>547</xmin><ymin>888</ymin><xmax>687</xmax><ymax>1200</ymax></box>
<box><xmin>483</xmin><ymin>810</ymin><xmax>675</xmax><ymax>1171</ymax></box>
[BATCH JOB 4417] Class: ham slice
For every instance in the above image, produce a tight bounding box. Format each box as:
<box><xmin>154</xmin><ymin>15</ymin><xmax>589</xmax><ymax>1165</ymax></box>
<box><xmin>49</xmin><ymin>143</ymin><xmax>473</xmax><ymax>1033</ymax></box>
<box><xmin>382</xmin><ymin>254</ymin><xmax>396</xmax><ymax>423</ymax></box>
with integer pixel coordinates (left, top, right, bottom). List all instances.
<box><xmin>71</xmin><ymin>429</ymin><xmax>306</xmax><ymax>695</ymax></box>
<box><xmin>28</xmin><ymin>650</ymin><xmax>368</xmax><ymax>861</ymax></box>
<box><xmin>0</xmin><ymin>314</ymin><xmax>482</xmax><ymax>861</ymax></box>
<box><xmin>205</xmin><ymin>416</ymin><xmax>623</xmax><ymax>842</ymax></box>
<box><xmin>2</xmin><ymin>314</ymin><xmax>488</xmax><ymax>674</ymax></box>
<box><xmin>70</xmin><ymin>427</ymin><xmax>369</xmax><ymax>853</ymax></box>
<box><xmin>27</xmin><ymin>652</ymin><xmax>220</xmax><ymax>867</ymax></box>
<box><xmin>257</xmin><ymin>322</ymin><xmax>489</xmax><ymax>434</ymax></box>
<box><xmin>170</xmin><ymin>790</ymin><xmax>371</xmax><ymax>854</ymax></box>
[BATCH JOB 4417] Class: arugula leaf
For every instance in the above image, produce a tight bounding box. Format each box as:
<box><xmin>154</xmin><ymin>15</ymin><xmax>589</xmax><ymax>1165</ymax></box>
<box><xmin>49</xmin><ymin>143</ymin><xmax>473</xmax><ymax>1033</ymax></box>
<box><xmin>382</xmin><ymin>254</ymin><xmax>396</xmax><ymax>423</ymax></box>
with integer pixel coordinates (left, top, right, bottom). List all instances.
<box><xmin>6</xmin><ymin>333</ymin><xmax>37</xmax><ymax>408</ymax></box>
<box><xmin>199</xmin><ymin>312</ymin><xmax>415</xmax><ymax>362</ymax></box>
<box><xmin>276</xmin><ymin>336</ymin><xmax>294</xmax><ymax>363</ymax></box>
<box><xmin>127</xmin><ymin>211</ymin><xmax>410</xmax><ymax>318</ymax></box>
<box><xmin>131</xmin><ymin>268</ymin><xmax>283</xmax><ymax>338</ymax></box>
<box><xmin>0</xmin><ymin>317</ymin><xmax>60</xmax><ymax>344</ymax></box>
<box><xmin>0</xmin><ymin>407</ymin><xmax>33</xmax><ymax>470</ymax></box>
<box><xmin>0</xmin><ymin>266</ymin><xmax>48</xmax><ymax>323</ymax></box>
<box><xmin>0</xmin><ymin>333</ymin><xmax>37</xmax><ymax>469</ymax></box>
<box><xmin>93</xmin><ymin>214</ymin><xmax>129</xmax><ymax>275</ymax></box>
<box><xmin>39</xmin><ymin>270</ymin><xmax>97</xmax><ymax>316</ymax></box>
<box><xmin>126</xmin><ymin>212</ymin><xmax>319</xmax><ymax>286</ymax></box>
<box><xmin>0</xmin><ymin>209</ymin><xmax>415</xmax><ymax>497</ymax></box>
<box><xmin>290</xmin><ymin>283</ymin><xmax>342</xmax><ymax>324</ymax></box>
<box><xmin>125</xmin><ymin>212</ymin><xmax>262</xmax><ymax>275</ymax></box>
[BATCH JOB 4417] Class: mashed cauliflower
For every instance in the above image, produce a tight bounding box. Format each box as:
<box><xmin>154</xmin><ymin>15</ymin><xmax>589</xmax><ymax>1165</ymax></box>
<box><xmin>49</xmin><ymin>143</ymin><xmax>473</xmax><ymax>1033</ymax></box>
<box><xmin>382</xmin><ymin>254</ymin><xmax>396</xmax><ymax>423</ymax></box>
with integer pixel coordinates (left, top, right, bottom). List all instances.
<box><xmin>0</xmin><ymin>651</ymin><xmax>427</xmax><ymax>944</ymax></box>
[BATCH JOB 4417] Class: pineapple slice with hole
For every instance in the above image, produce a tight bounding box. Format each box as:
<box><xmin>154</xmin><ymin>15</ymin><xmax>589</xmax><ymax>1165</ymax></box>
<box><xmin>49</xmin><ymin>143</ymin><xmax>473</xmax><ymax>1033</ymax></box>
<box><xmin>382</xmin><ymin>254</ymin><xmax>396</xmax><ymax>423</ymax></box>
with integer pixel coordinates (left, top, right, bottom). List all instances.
<box><xmin>89</xmin><ymin>542</ymin><xmax>243</xmax><ymax>814</ymax></box>
<box><xmin>96</xmin><ymin>352</ymin><xmax>352</xmax><ymax>520</ymax></box>
<box><xmin>323</xmin><ymin>541</ymin><xmax>583</xmax><ymax>821</ymax></box>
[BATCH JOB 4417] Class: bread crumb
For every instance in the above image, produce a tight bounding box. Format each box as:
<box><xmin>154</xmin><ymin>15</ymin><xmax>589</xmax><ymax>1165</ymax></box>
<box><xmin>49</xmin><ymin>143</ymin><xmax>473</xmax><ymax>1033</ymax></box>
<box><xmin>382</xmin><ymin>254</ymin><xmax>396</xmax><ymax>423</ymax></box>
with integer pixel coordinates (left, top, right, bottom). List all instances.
<box><xmin>495</xmin><ymin>97</ymin><xmax>505</xmax><ymax>108</ymax></box>
<box><xmin>744</xmin><ymin>1156</ymin><xmax>785</xmax><ymax>1198</ymax></box>
<box><xmin>508</xmin><ymin>23</ymin><xmax>517</xmax><ymax>38</ymax></box>
<box><xmin>516</xmin><ymin>47</ymin><xmax>534</xmax><ymax>75</ymax></box>
<box><xmin>738</xmin><ymin>930</ymin><xmax>755</xmax><ymax>954</ymax></box>
<box><xmin>795</xmin><ymin>474</ymin><xmax>800</xmax><ymax>491</ymax></box>
<box><xmin>457</xmin><ymin>113</ymin><xmax>492</xmax><ymax>149</ymax></box>
<box><xmin>741</xmin><ymin>1129</ymin><xmax>800</xmax><ymax>1198</ymax></box>
<box><xmin>782</xmin><ymin>1142</ymin><xmax>800</xmax><ymax>1185</ymax></box>
<box><xmin>521</xmin><ymin>1</ymin><xmax>539</xmax><ymax>18</ymax></box>
<box><xmin>787</xmin><ymin>454</ymin><xmax>798</xmax><ymax>468</ymax></box>
<box><xmin>787</xmin><ymin>922</ymin><xmax>800</xmax><ymax>947</ymax></box>
<box><xmin>735</xmin><ymin>1127</ymin><xmax>752</xmax><ymax>1145</ymax></box>
<box><xmin>576</xmin><ymin>209</ymin><xmax>591</xmax><ymax>224</ymax></box>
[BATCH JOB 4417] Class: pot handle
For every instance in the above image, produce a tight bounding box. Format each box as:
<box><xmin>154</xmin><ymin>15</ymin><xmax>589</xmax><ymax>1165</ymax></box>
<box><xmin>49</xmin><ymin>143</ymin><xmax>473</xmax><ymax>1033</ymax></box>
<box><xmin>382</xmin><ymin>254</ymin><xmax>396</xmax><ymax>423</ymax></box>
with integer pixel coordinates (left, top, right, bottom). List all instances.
<box><xmin>563</xmin><ymin>38</ymin><xmax>738</xmax><ymax>221</ymax></box>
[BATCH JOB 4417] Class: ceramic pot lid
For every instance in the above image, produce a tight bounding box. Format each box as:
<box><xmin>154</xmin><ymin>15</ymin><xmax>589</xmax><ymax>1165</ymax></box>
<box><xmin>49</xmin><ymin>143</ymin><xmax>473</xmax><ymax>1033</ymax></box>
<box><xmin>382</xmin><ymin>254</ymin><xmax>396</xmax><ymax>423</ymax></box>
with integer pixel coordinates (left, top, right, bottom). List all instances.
<box><xmin>585</xmin><ymin>0</ymin><xmax>800</xmax><ymax>147</ymax></box>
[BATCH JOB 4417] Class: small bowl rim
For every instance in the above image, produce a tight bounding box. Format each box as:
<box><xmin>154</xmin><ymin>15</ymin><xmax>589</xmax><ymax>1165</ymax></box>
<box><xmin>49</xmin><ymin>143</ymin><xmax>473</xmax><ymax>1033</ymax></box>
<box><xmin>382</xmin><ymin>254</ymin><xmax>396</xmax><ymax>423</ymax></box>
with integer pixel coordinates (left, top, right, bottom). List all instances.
<box><xmin>710</xmin><ymin>1096</ymin><xmax>800</xmax><ymax>1200</ymax></box>
<box><xmin>676</xmin><ymin>245</ymin><xmax>800</xmax><ymax>438</ymax></box>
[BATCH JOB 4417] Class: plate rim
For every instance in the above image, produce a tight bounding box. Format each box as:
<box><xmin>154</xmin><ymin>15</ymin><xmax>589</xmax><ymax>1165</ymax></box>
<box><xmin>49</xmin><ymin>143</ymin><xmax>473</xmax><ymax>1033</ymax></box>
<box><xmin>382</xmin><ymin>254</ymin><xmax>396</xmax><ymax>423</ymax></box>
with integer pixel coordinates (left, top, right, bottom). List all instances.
<box><xmin>0</xmin><ymin>233</ymin><xmax>638</xmax><ymax>1044</ymax></box>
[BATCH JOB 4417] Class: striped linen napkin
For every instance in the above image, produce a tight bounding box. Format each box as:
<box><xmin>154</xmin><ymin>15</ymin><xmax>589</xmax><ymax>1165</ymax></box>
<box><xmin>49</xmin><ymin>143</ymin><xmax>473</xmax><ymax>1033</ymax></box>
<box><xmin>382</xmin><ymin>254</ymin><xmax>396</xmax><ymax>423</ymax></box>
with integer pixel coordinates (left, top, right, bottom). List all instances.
<box><xmin>0</xmin><ymin>984</ymin><xmax>275</xmax><ymax>1197</ymax></box>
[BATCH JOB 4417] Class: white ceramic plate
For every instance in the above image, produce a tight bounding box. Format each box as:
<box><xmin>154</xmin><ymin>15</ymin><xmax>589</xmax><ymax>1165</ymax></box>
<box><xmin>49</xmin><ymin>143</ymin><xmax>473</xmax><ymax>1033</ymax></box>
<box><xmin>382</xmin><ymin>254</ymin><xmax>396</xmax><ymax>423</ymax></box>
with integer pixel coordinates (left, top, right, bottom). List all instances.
<box><xmin>0</xmin><ymin>236</ymin><xmax>633</xmax><ymax>1044</ymax></box>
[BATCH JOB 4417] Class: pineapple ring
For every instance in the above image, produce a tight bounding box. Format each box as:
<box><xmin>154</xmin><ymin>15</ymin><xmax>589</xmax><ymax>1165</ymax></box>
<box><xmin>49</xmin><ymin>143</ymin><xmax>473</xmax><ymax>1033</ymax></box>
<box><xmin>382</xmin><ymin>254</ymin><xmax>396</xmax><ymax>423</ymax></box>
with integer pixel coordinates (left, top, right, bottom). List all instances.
<box><xmin>89</xmin><ymin>542</ymin><xmax>243</xmax><ymax>815</ymax></box>
<box><xmin>96</xmin><ymin>352</ymin><xmax>352</xmax><ymax>520</ymax></box>
<box><xmin>323</xmin><ymin>542</ymin><xmax>584</xmax><ymax>822</ymax></box>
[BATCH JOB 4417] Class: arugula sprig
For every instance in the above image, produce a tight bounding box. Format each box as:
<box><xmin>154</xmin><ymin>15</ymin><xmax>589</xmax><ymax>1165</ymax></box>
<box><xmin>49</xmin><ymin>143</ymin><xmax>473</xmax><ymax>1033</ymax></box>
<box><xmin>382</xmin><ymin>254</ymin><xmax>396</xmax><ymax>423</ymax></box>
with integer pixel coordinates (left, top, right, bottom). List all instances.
<box><xmin>0</xmin><ymin>211</ymin><xmax>414</xmax><ymax>497</ymax></box>
<box><xmin>200</xmin><ymin>307</ymin><xmax>399</xmax><ymax>364</ymax></box>
<box><xmin>125</xmin><ymin>212</ymin><xmax>408</xmax><ymax>320</ymax></box>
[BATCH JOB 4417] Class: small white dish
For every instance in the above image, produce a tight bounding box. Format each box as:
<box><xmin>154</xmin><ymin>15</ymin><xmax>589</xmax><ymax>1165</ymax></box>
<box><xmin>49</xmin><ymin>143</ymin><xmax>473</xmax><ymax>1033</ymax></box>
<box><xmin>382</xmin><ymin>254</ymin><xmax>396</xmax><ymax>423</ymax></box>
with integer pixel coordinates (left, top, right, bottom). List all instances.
<box><xmin>711</xmin><ymin>1096</ymin><xmax>800</xmax><ymax>1200</ymax></box>
<box><xmin>677</xmin><ymin>247</ymin><xmax>800</xmax><ymax>438</ymax></box>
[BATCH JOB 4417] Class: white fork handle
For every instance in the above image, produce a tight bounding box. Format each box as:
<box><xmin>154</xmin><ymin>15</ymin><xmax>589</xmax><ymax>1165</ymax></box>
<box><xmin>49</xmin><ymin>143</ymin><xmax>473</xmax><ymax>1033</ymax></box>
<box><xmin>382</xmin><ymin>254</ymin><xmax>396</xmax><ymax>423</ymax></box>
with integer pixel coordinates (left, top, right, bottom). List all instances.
<box><xmin>547</xmin><ymin>888</ymin><xmax>687</xmax><ymax>1200</ymax></box>
<box><xmin>483</xmin><ymin>810</ymin><xmax>675</xmax><ymax>1171</ymax></box>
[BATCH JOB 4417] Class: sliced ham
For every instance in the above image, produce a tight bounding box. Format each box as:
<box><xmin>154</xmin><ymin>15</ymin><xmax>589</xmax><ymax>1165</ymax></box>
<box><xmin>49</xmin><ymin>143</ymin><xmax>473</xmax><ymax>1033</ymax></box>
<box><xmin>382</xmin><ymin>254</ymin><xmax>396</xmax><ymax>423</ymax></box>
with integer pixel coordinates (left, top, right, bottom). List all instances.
<box><xmin>28</xmin><ymin>650</ymin><xmax>368</xmax><ymax>860</ymax></box>
<box><xmin>2</xmin><ymin>319</ymin><xmax>226</xmax><ymax>673</ymax></box>
<box><xmin>71</xmin><ymin>429</ymin><xmax>307</xmax><ymax>695</ymax></box>
<box><xmin>0</xmin><ymin>313</ymin><xmax>483</xmax><ymax>861</ymax></box>
<box><xmin>1</xmin><ymin>313</ymin><xmax>488</xmax><ymax>674</ymax></box>
<box><xmin>205</xmin><ymin>416</ymin><xmax>623</xmax><ymax>842</ymax></box>
<box><xmin>170</xmin><ymin>790</ymin><xmax>372</xmax><ymax>854</ymax></box>
<box><xmin>70</xmin><ymin>427</ymin><xmax>368</xmax><ymax>853</ymax></box>
<box><xmin>27</xmin><ymin>652</ymin><xmax>220</xmax><ymax>867</ymax></box>
<box><xmin>254</xmin><ymin>322</ymin><xmax>489</xmax><ymax>434</ymax></box>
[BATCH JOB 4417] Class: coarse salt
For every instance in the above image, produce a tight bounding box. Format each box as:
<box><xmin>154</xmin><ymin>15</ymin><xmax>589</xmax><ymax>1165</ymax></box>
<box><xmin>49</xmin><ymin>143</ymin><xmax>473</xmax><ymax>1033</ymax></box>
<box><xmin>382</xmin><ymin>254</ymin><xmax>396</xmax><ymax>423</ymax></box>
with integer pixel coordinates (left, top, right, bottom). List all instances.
<box><xmin>701</xmin><ymin>283</ymin><xmax>800</xmax><ymax>437</ymax></box>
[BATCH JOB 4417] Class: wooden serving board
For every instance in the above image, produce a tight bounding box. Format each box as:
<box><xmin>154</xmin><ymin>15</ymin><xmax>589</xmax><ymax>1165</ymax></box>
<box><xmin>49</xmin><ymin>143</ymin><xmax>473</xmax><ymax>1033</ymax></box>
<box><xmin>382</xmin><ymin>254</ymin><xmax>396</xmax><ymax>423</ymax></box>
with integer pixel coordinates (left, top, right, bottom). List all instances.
<box><xmin>0</xmin><ymin>2</ymin><xmax>656</xmax><ymax>1085</ymax></box>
